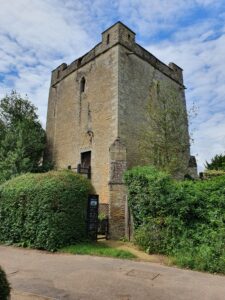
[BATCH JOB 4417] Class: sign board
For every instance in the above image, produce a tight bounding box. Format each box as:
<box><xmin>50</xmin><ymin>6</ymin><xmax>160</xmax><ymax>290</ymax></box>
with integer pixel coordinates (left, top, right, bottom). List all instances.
<box><xmin>87</xmin><ymin>195</ymin><xmax>99</xmax><ymax>241</ymax></box>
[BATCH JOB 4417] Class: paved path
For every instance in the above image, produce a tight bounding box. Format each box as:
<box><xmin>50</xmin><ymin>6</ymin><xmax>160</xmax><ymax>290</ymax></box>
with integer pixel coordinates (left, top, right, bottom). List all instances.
<box><xmin>0</xmin><ymin>245</ymin><xmax>224</xmax><ymax>300</ymax></box>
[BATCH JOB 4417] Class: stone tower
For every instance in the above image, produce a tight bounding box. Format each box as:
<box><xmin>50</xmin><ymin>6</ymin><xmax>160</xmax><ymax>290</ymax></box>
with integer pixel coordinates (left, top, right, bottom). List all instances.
<box><xmin>46</xmin><ymin>22</ymin><xmax>196</xmax><ymax>239</ymax></box>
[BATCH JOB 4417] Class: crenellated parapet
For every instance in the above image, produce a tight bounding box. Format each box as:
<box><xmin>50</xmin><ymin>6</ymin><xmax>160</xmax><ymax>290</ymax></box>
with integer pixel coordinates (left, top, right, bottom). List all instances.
<box><xmin>51</xmin><ymin>21</ymin><xmax>184</xmax><ymax>88</ymax></box>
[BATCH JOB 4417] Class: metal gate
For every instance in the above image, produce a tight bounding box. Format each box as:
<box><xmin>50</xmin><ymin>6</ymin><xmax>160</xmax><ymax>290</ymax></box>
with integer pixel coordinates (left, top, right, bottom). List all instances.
<box><xmin>98</xmin><ymin>203</ymin><xmax>109</xmax><ymax>240</ymax></box>
<box><xmin>87</xmin><ymin>197</ymin><xmax>109</xmax><ymax>241</ymax></box>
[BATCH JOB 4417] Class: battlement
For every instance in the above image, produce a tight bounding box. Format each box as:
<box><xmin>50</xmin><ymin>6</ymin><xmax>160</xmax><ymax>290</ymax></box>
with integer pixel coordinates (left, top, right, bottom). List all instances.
<box><xmin>101</xmin><ymin>21</ymin><xmax>136</xmax><ymax>47</ymax></box>
<box><xmin>51</xmin><ymin>22</ymin><xmax>183</xmax><ymax>87</ymax></box>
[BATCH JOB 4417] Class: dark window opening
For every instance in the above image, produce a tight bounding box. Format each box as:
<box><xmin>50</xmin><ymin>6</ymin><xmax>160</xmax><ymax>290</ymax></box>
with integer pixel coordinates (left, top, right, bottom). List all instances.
<box><xmin>57</xmin><ymin>69</ymin><xmax>60</xmax><ymax>78</ymax></box>
<box><xmin>106</xmin><ymin>34</ymin><xmax>110</xmax><ymax>44</ymax></box>
<box><xmin>80</xmin><ymin>77</ymin><xmax>86</xmax><ymax>93</ymax></box>
<box><xmin>77</xmin><ymin>57</ymin><xmax>82</xmax><ymax>67</ymax></box>
<box><xmin>78</xmin><ymin>151</ymin><xmax>91</xmax><ymax>179</ymax></box>
<box><xmin>128</xmin><ymin>34</ymin><xmax>131</xmax><ymax>40</ymax></box>
<box><xmin>81</xmin><ymin>151</ymin><xmax>91</xmax><ymax>169</ymax></box>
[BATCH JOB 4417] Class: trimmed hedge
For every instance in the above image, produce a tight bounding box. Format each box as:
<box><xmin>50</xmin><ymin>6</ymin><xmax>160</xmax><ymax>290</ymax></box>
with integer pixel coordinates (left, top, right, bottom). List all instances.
<box><xmin>0</xmin><ymin>171</ymin><xmax>93</xmax><ymax>251</ymax></box>
<box><xmin>124</xmin><ymin>166</ymin><xmax>225</xmax><ymax>273</ymax></box>
<box><xmin>0</xmin><ymin>266</ymin><xmax>10</xmax><ymax>300</ymax></box>
<box><xmin>203</xmin><ymin>169</ymin><xmax>225</xmax><ymax>178</ymax></box>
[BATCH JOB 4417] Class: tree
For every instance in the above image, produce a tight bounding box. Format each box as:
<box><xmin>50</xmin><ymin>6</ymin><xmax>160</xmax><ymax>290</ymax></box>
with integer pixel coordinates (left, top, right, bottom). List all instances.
<box><xmin>205</xmin><ymin>154</ymin><xmax>225</xmax><ymax>171</ymax></box>
<box><xmin>139</xmin><ymin>80</ymin><xmax>190</xmax><ymax>176</ymax></box>
<box><xmin>0</xmin><ymin>91</ymin><xmax>47</xmax><ymax>183</ymax></box>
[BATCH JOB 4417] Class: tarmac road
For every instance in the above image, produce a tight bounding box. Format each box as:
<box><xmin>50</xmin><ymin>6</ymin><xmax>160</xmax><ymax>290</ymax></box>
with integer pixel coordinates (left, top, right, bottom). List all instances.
<box><xmin>0</xmin><ymin>245</ymin><xmax>224</xmax><ymax>300</ymax></box>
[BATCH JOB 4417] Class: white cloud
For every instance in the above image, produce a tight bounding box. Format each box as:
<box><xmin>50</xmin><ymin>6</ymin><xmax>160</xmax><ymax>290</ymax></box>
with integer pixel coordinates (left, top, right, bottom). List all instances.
<box><xmin>0</xmin><ymin>0</ymin><xmax>225</xmax><ymax>171</ymax></box>
<box><xmin>0</xmin><ymin>0</ymin><xmax>98</xmax><ymax>124</ymax></box>
<box><xmin>116</xmin><ymin>0</ymin><xmax>225</xmax><ymax>37</ymax></box>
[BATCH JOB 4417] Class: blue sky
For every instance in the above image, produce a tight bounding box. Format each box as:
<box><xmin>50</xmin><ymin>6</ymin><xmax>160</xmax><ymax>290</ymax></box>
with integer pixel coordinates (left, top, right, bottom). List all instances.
<box><xmin>0</xmin><ymin>0</ymin><xmax>225</xmax><ymax>171</ymax></box>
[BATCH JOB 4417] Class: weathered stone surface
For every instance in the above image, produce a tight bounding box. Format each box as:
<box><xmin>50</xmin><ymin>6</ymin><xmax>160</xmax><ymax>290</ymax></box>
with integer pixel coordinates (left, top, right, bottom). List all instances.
<box><xmin>46</xmin><ymin>43</ymin><xmax>119</xmax><ymax>204</ymax></box>
<box><xmin>109</xmin><ymin>138</ymin><xmax>127</xmax><ymax>239</ymax></box>
<box><xmin>188</xmin><ymin>155</ymin><xmax>198</xmax><ymax>179</ymax></box>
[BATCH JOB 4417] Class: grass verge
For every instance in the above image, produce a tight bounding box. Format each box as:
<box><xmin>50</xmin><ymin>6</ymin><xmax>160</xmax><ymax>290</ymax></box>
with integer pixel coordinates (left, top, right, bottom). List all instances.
<box><xmin>59</xmin><ymin>242</ymin><xmax>136</xmax><ymax>259</ymax></box>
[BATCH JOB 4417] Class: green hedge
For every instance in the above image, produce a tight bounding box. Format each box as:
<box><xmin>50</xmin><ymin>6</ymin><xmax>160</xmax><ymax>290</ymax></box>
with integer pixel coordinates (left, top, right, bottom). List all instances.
<box><xmin>0</xmin><ymin>266</ymin><xmax>10</xmax><ymax>300</ymax></box>
<box><xmin>124</xmin><ymin>166</ymin><xmax>225</xmax><ymax>273</ymax></box>
<box><xmin>0</xmin><ymin>171</ymin><xmax>93</xmax><ymax>251</ymax></box>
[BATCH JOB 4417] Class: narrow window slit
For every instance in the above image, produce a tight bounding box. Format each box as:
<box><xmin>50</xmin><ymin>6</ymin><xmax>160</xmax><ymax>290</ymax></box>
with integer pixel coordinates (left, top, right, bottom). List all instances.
<box><xmin>107</xmin><ymin>34</ymin><xmax>110</xmax><ymax>44</ymax></box>
<box><xmin>80</xmin><ymin>77</ymin><xmax>86</xmax><ymax>93</ymax></box>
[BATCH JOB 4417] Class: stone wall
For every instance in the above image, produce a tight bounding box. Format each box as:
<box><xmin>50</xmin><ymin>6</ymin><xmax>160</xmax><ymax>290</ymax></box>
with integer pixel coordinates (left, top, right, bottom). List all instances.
<box><xmin>188</xmin><ymin>156</ymin><xmax>198</xmax><ymax>179</ymax></box>
<box><xmin>46</xmin><ymin>45</ymin><xmax>119</xmax><ymax>203</ymax></box>
<box><xmin>118</xmin><ymin>43</ymin><xmax>191</xmax><ymax>176</ymax></box>
<box><xmin>109</xmin><ymin>138</ymin><xmax>127</xmax><ymax>239</ymax></box>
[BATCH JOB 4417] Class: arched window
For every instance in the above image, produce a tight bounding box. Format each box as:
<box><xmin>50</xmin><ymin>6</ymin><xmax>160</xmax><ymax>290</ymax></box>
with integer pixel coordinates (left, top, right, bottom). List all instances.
<box><xmin>80</xmin><ymin>77</ymin><xmax>86</xmax><ymax>93</ymax></box>
<box><xmin>106</xmin><ymin>34</ymin><xmax>110</xmax><ymax>44</ymax></box>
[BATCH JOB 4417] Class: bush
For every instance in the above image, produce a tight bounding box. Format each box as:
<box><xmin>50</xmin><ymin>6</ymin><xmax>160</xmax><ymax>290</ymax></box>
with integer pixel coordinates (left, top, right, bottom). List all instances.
<box><xmin>124</xmin><ymin>166</ymin><xmax>172</xmax><ymax>228</ymax></box>
<box><xmin>203</xmin><ymin>169</ymin><xmax>225</xmax><ymax>178</ymax></box>
<box><xmin>0</xmin><ymin>266</ymin><xmax>10</xmax><ymax>300</ymax></box>
<box><xmin>0</xmin><ymin>171</ymin><xmax>93</xmax><ymax>251</ymax></box>
<box><xmin>124</xmin><ymin>166</ymin><xmax>225</xmax><ymax>273</ymax></box>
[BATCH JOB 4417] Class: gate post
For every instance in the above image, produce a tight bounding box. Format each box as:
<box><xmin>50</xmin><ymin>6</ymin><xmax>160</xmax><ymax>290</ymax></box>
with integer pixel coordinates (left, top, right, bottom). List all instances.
<box><xmin>108</xmin><ymin>138</ymin><xmax>127</xmax><ymax>239</ymax></box>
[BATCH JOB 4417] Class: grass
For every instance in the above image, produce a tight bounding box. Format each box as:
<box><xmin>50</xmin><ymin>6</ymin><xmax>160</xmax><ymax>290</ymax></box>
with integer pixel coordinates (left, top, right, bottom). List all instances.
<box><xmin>170</xmin><ymin>247</ymin><xmax>225</xmax><ymax>274</ymax></box>
<box><xmin>59</xmin><ymin>242</ymin><xmax>136</xmax><ymax>259</ymax></box>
